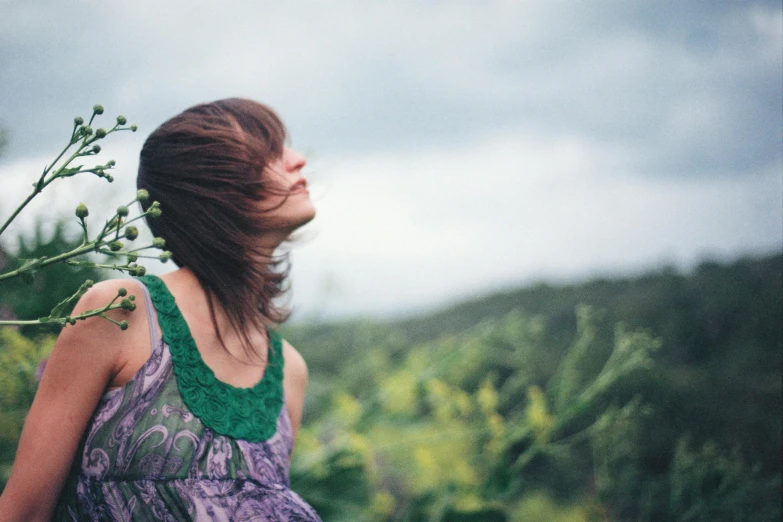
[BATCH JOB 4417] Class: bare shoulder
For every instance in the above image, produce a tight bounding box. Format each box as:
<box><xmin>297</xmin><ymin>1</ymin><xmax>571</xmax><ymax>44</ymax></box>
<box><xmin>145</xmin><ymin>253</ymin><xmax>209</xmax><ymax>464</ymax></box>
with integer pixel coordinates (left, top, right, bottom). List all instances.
<box><xmin>280</xmin><ymin>338</ymin><xmax>309</xmax><ymax>441</ymax></box>
<box><xmin>54</xmin><ymin>278</ymin><xmax>151</xmax><ymax>382</ymax></box>
<box><xmin>0</xmin><ymin>278</ymin><xmax>149</xmax><ymax>517</ymax></box>
<box><xmin>60</xmin><ymin>279</ymin><xmax>143</xmax><ymax>342</ymax></box>
<box><xmin>71</xmin><ymin>278</ymin><xmax>143</xmax><ymax>315</ymax></box>
<box><xmin>282</xmin><ymin>339</ymin><xmax>309</xmax><ymax>386</ymax></box>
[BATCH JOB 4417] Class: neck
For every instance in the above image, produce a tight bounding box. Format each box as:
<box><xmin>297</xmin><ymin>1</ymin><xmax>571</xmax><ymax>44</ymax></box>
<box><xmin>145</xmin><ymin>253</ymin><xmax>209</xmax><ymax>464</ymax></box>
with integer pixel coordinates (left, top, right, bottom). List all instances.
<box><xmin>164</xmin><ymin>266</ymin><xmax>268</xmax><ymax>364</ymax></box>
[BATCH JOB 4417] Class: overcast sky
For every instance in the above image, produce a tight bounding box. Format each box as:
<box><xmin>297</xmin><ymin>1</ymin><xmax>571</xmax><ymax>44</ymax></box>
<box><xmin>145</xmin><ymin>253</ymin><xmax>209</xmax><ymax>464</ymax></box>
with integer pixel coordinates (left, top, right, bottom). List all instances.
<box><xmin>1</xmin><ymin>0</ymin><xmax>781</xmax><ymax>320</ymax></box>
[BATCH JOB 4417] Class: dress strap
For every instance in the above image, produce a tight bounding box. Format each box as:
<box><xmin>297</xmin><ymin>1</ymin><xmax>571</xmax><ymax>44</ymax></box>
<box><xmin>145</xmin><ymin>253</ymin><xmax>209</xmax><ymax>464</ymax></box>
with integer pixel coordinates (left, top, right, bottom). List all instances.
<box><xmin>134</xmin><ymin>278</ymin><xmax>160</xmax><ymax>352</ymax></box>
<box><xmin>135</xmin><ymin>274</ymin><xmax>285</xmax><ymax>442</ymax></box>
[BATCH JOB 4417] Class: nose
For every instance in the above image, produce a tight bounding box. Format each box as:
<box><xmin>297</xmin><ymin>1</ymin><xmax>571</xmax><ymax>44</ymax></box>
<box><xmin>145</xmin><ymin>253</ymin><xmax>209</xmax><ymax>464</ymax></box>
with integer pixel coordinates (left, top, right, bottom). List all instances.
<box><xmin>284</xmin><ymin>148</ymin><xmax>306</xmax><ymax>172</ymax></box>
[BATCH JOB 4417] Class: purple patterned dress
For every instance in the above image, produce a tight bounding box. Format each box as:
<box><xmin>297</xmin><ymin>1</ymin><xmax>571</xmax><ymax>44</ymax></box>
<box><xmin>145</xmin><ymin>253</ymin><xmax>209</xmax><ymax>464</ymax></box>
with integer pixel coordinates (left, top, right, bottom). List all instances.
<box><xmin>53</xmin><ymin>277</ymin><xmax>322</xmax><ymax>521</ymax></box>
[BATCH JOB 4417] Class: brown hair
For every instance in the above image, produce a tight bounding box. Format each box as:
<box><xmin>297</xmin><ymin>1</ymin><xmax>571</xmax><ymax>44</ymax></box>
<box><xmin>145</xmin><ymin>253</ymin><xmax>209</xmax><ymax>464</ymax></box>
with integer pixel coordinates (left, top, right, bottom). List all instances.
<box><xmin>137</xmin><ymin>98</ymin><xmax>291</xmax><ymax>359</ymax></box>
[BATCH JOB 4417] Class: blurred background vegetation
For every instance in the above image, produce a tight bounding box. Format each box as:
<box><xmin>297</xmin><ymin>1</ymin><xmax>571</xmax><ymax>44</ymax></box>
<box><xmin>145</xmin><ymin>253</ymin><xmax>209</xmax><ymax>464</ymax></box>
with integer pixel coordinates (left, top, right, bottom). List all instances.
<box><xmin>0</xmin><ymin>222</ymin><xmax>780</xmax><ymax>521</ymax></box>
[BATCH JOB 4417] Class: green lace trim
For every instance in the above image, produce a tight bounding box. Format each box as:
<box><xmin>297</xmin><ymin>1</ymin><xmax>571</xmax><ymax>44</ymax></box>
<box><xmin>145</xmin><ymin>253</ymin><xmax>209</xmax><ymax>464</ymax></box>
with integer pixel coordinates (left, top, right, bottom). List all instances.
<box><xmin>137</xmin><ymin>275</ymin><xmax>284</xmax><ymax>442</ymax></box>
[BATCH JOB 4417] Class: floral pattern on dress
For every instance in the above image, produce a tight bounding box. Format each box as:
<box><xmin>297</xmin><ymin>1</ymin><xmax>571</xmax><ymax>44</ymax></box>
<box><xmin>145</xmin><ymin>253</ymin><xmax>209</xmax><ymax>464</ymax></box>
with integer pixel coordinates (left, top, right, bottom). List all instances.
<box><xmin>53</xmin><ymin>281</ymin><xmax>321</xmax><ymax>522</ymax></box>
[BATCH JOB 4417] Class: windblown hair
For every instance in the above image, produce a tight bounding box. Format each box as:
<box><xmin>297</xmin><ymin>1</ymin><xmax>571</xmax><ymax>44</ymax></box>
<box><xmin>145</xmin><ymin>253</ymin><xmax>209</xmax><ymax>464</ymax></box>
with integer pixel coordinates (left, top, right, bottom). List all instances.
<box><xmin>137</xmin><ymin>98</ymin><xmax>291</xmax><ymax>358</ymax></box>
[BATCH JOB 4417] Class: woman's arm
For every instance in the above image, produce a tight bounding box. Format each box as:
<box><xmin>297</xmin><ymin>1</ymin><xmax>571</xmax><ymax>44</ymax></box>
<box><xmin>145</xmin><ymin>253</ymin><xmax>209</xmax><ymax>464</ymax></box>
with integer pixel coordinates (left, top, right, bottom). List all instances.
<box><xmin>0</xmin><ymin>280</ymin><xmax>137</xmax><ymax>522</ymax></box>
<box><xmin>282</xmin><ymin>340</ymin><xmax>309</xmax><ymax>443</ymax></box>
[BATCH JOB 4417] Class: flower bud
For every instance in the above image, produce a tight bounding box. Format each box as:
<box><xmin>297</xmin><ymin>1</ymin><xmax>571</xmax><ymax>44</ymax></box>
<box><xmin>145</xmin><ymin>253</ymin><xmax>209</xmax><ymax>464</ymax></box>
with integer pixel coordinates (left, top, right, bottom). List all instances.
<box><xmin>130</xmin><ymin>124</ymin><xmax>138</xmax><ymax>132</ymax></box>
<box><xmin>152</xmin><ymin>237</ymin><xmax>166</xmax><ymax>249</ymax></box>
<box><xmin>118</xmin><ymin>287</ymin><xmax>127</xmax><ymax>297</ymax></box>
<box><xmin>159</xmin><ymin>251</ymin><xmax>173</xmax><ymax>263</ymax></box>
<box><xmin>133</xmin><ymin>266</ymin><xmax>147</xmax><ymax>276</ymax></box>
<box><xmin>82</xmin><ymin>126</ymin><xmax>93</xmax><ymax>136</ymax></box>
<box><xmin>126</xmin><ymin>252</ymin><xmax>138</xmax><ymax>263</ymax></box>
<box><xmin>107</xmin><ymin>160</ymin><xmax>116</xmax><ymax>167</ymax></box>
<box><xmin>75</xmin><ymin>202</ymin><xmax>89</xmax><ymax>219</ymax></box>
<box><xmin>117</xmin><ymin>205</ymin><xmax>129</xmax><ymax>217</ymax></box>
<box><xmin>124</xmin><ymin>226</ymin><xmax>138</xmax><ymax>240</ymax></box>
<box><xmin>92</xmin><ymin>145</ymin><xmax>101</xmax><ymax>153</ymax></box>
<box><xmin>109</xmin><ymin>240</ymin><xmax>124</xmax><ymax>251</ymax></box>
<box><xmin>70</xmin><ymin>317</ymin><xmax>77</xmax><ymax>326</ymax></box>
<box><xmin>105</xmin><ymin>174</ymin><xmax>114</xmax><ymax>183</ymax></box>
<box><xmin>136</xmin><ymin>189</ymin><xmax>149</xmax><ymax>202</ymax></box>
<box><xmin>74</xmin><ymin>116</ymin><xmax>84</xmax><ymax>125</ymax></box>
<box><xmin>120</xmin><ymin>298</ymin><xmax>135</xmax><ymax>310</ymax></box>
<box><xmin>129</xmin><ymin>294</ymin><xmax>136</xmax><ymax>301</ymax></box>
<box><xmin>148</xmin><ymin>207</ymin><xmax>162</xmax><ymax>218</ymax></box>
<box><xmin>116</xmin><ymin>115</ymin><xmax>127</xmax><ymax>125</ymax></box>
<box><xmin>95</xmin><ymin>128</ymin><xmax>107</xmax><ymax>139</ymax></box>
<box><xmin>93</xmin><ymin>104</ymin><xmax>104</xmax><ymax>115</ymax></box>
<box><xmin>119</xmin><ymin>320</ymin><xmax>129</xmax><ymax>330</ymax></box>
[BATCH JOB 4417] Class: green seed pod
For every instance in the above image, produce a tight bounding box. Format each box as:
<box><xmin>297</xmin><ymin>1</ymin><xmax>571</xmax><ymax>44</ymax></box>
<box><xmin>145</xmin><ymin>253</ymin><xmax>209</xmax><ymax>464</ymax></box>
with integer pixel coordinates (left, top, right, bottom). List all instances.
<box><xmin>117</xmin><ymin>205</ymin><xmax>129</xmax><ymax>217</ymax></box>
<box><xmin>75</xmin><ymin>202</ymin><xmax>89</xmax><ymax>219</ymax></box>
<box><xmin>124</xmin><ymin>226</ymin><xmax>138</xmax><ymax>240</ymax></box>
<box><xmin>109</xmin><ymin>240</ymin><xmax>124</xmax><ymax>252</ymax></box>
<box><xmin>74</xmin><ymin>116</ymin><xmax>84</xmax><ymax>125</ymax></box>
<box><xmin>93</xmin><ymin>104</ymin><xmax>104</xmax><ymax>115</ymax></box>
<box><xmin>118</xmin><ymin>287</ymin><xmax>127</xmax><ymax>297</ymax></box>
<box><xmin>116</xmin><ymin>115</ymin><xmax>127</xmax><ymax>125</ymax></box>
<box><xmin>119</xmin><ymin>320</ymin><xmax>129</xmax><ymax>330</ymax></box>
<box><xmin>159</xmin><ymin>251</ymin><xmax>173</xmax><ymax>263</ymax></box>
<box><xmin>136</xmin><ymin>189</ymin><xmax>149</xmax><ymax>202</ymax></box>
<box><xmin>92</xmin><ymin>145</ymin><xmax>101</xmax><ymax>153</ymax></box>
<box><xmin>126</xmin><ymin>252</ymin><xmax>138</xmax><ymax>263</ymax></box>
<box><xmin>95</xmin><ymin>128</ymin><xmax>107</xmax><ymax>139</ymax></box>
<box><xmin>130</xmin><ymin>124</ymin><xmax>138</xmax><ymax>132</ymax></box>
<box><xmin>152</xmin><ymin>237</ymin><xmax>166</xmax><ymax>249</ymax></box>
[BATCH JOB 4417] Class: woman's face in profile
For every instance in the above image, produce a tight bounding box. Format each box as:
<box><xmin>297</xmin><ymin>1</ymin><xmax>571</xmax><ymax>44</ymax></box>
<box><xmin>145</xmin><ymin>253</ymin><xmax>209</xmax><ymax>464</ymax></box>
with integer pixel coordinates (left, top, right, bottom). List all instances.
<box><xmin>260</xmin><ymin>147</ymin><xmax>316</xmax><ymax>232</ymax></box>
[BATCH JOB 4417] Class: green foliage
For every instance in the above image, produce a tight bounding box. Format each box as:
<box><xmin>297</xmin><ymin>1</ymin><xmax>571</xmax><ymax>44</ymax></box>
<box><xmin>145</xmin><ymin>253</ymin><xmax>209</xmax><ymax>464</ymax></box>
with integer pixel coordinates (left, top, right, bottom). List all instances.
<box><xmin>288</xmin><ymin>306</ymin><xmax>662</xmax><ymax>521</ymax></box>
<box><xmin>283</xmin><ymin>254</ymin><xmax>781</xmax><ymax>520</ymax></box>
<box><xmin>0</xmin><ymin>221</ymin><xmax>107</xmax><ymax>335</ymax></box>
<box><xmin>510</xmin><ymin>491</ymin><xmax>591</xmax><ymax>522</ymax></box>
<box><xmin>0</xmin><ymin>250</ymin><xmax>779</xmax><ymax>519</ymax></box>
<box><xmin>0</xmin><ymin>107</ymin><xmax>164</xmax><ymax>330</ymax></box>
<box><xmin>0</xmin><ymin>329</ymin><xmax>54</xmax><ymax>488</ymax></box>
<box><xmin>667</xmin><ymin>439</ymin><xmax>781</xmax><ymax>522</ymax></box>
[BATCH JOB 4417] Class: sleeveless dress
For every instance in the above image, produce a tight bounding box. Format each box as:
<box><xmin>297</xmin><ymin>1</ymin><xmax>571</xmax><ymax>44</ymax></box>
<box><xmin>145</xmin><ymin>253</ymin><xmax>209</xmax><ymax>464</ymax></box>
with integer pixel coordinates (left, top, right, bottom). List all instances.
<box><xmin>53</xmin><ymin>276</ymin><xmax>322</xmax><ymax>521</ymax></box>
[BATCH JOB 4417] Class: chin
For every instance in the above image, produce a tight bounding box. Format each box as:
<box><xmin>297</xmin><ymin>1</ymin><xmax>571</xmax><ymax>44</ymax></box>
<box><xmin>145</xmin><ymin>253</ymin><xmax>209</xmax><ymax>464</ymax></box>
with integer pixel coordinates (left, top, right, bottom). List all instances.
<box><xmin>297</xmin><ymin>209</ymin><xmax>316</xmax><ymax>228</ymax></box>
<box><xmin>278</xmin><ymin>208</ymin><xmax>316</xmax><ymax>234</ymax></box>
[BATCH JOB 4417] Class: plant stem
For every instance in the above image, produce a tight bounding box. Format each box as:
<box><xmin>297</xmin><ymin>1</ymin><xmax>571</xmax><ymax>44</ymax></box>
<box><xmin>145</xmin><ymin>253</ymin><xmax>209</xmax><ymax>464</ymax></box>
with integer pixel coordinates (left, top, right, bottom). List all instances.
<box><xmin>0</xmin><ymin>242</ymin><xmax>95</xmax><ymax>282</ymax></box>
<box><xmin>0</xmin><ymin>139</ymin><xmax>87</xmax><ymax>236</ymax></box>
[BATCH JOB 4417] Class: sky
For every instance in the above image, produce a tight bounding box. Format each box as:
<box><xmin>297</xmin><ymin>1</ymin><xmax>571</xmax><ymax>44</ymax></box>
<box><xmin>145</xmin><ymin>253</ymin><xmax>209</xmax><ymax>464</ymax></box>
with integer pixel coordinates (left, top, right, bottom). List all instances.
<box><xmin>1</xmin><ymin>0</ymin><xmax>781</xmax><ymax>320</ymax></box>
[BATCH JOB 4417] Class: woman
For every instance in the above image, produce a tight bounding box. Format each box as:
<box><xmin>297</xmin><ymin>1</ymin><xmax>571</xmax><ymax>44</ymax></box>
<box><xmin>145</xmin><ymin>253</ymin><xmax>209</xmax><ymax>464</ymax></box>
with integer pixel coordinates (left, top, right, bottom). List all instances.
<box><xmin>0</xmin><ymin>99</ymin><xmax>322</xmax><ymax>520</ymax></box>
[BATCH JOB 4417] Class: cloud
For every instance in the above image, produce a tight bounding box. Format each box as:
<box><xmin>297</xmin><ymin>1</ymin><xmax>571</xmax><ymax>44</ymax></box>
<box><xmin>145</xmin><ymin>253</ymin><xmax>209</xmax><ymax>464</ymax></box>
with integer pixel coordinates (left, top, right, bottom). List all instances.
<box><xmin>0</xmin><ymin>0</ymin><xmax>780</xmax><ymax>319</ymax></box>
<box><xmin>288</xmin><ymin>130</ymin><xmax>783</xmax><ymax>318</ymax></box>
<box><xmin>2</xmin><ymin>1</ymin><xmax>779</xmax><ymax>174</ymax></box>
